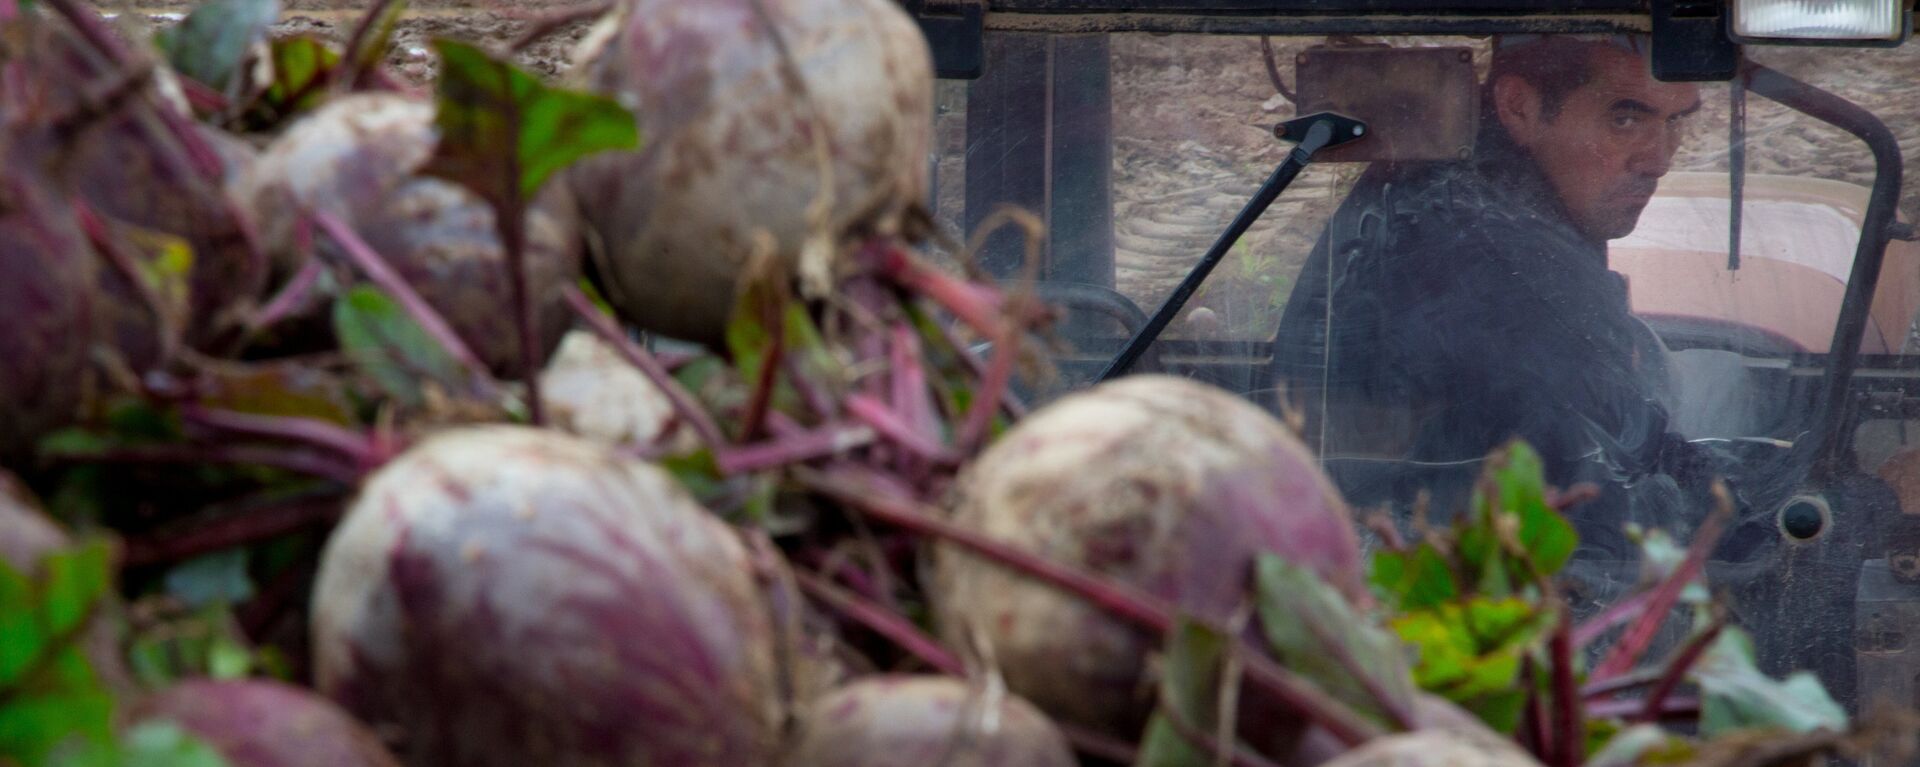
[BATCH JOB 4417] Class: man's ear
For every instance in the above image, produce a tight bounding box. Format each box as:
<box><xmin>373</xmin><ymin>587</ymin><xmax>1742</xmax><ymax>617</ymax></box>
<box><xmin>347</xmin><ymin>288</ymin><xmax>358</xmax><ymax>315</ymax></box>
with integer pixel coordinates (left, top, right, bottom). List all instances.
<box><xmin>1492</xmin><ymin>74</ymin><xmax>1548</xmax><ymax>147</ymax></box>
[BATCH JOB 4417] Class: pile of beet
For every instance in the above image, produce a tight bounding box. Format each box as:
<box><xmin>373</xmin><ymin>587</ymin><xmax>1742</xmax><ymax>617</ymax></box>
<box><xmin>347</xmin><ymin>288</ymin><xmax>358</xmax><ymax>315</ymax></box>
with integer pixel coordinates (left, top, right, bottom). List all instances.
<box><xmin>0</xmin><ymin>1</ymin><xmax>1901</xmax><ymax>766</ymax></box>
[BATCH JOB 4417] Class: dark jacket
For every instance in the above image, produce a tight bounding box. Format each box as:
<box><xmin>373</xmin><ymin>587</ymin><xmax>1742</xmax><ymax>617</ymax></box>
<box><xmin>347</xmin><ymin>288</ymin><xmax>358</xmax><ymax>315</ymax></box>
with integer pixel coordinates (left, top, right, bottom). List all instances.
<box><xmin>1272</xmin><ymin>120</ymin><xmax>1694</xmax><ymax>523</ymax></box>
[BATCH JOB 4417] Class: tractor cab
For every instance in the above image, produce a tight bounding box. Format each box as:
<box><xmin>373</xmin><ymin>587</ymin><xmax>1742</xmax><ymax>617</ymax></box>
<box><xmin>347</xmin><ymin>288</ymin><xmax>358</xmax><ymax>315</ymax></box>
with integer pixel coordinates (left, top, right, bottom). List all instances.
<box><xmin>908</xmin><ymin>0</ymin><xmax>1920</xmax><ymax>728</ymax></box>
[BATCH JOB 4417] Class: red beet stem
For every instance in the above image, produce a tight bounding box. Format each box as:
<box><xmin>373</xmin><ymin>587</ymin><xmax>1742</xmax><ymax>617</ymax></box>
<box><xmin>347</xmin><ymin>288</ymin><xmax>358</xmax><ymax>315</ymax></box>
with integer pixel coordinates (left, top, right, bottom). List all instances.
<box><xmin>1585</xmin><ymin>696</ymin><xmax>1699</xmax><ymax>722</ymax></box>
<box><xmin>75</xmin><ymin>200</ymin><xmax>181</xmax><ymax>363</ymax></box>
<box><xmin>1592</xmin><ymin>484</ymin><xmax>1733</xmax><ymax>681</ymax></box>
<box><xmin>714</xmin><ymin>423</ymin><xmax>876</xmax><ymax>475</ymax></box>
<box><xmin>792</xmin><ymin>567</ymin><xmax>961</xmax><ymax>674</ymax></box>
<box><xmin>493</xmin><ymin>187</ymin><xmax>545</xmax><ymax>426</ymax></box>
<box><xmin>845</xmin><ymin>394</ymin><xmax>958</xmax><ymax>464</ymax></box>
<box><xmin>124</xmin><ymin>492</ymin><xmax>345</xmax><ymax>567</ymax></box>
<box><xmin>249</xmin><ymin>259</ymin><xmax>325</xmax><ymax>335</ymax></box>
<box><xmin>49</xmin><ymin>444</ymin><xmax>361</xmax><ymax>485</ymax></box>
<box><xmin>312</xmin><ymin>211</ymin><xmax>500</xmax><ymax>398</ymax></box>
<box><xmin>180</xmin><ymin>405</ymin><xmax>383</xmax><ymax>468</ymax></box>
<box><xmin>1549</xmin><ymin>613</ymin><xmax>1581</xmax><ymax>767</ymax></box>
<box><xmin>1635</xmin><ymin>615</ymin><xmax>1727</xmax><ymax>724</ymax></box>
<box><xmin>927</xmin><ymin>301</ymin><xmax>1029</xmax><ymax>419</ymax></box>
<box><xmin>1572</xmin><ymin>589</ymin><xmax>1653</xmax><ymax>649</ymax></box>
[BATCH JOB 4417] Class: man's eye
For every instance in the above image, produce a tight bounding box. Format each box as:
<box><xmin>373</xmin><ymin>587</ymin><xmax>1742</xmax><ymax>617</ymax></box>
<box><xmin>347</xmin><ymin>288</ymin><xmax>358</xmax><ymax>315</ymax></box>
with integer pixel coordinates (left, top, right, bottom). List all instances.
<box><xmin>1612</xmin><ymin>115</ymin><xmax>1641</xmax><ymax>129</ymax></box>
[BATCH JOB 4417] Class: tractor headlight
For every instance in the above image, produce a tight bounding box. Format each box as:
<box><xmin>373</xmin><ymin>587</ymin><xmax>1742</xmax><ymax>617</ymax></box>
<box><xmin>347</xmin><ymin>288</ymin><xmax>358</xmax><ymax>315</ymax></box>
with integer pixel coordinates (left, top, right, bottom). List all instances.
<box><xmin>1732</xmin><ymin>0</ymin><xmax>1909</xmax><ymax>44</ymax></box>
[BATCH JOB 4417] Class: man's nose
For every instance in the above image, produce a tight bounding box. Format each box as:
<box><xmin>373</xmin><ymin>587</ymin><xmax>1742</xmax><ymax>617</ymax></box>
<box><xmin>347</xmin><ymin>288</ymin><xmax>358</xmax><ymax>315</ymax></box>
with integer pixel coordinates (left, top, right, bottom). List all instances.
<box><xmin>1627</xmin><ymin>136</ymin><xmax>1677</xmax><ymax>178</ymax></box>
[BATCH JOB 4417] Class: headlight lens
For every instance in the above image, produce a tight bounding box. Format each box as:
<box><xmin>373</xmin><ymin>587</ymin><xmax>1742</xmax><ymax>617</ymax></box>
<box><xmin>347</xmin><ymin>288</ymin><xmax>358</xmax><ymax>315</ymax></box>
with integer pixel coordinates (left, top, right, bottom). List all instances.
<box><xmin>1734</xmin><ymin>0</ymin><xmax>1905</xmax><ymax>41</ymax></box>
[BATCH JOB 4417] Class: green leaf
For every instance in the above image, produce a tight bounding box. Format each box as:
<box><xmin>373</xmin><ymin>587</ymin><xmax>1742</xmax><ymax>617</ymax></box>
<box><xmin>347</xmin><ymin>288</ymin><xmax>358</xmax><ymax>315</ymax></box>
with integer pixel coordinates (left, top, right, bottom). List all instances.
<box><xmin>154</xmin><ymin>0</ymin><xmax>282</xmax><ymax>91</ymax></box>
<box><xmin>163</xmin><ymin>550</ymin><xmax>253</xmax><ymax>609</ymax></box>
<box><xmin>0</xmin><ymin>561</ymin><xmax>42</xmax><ymax>686</ymax></box>
<box><xmin>126</xmin><ymin>604</ymin><xmax>259</xmax><ymax>688</ymax></box>
<box><xmin>1480</xmin><ymin>441</ymin><xmax>1577</xmax><ymax>578</ymax></box>
<box><xmin>1370</xmin><ymin>543</ymin><xmax>1459</xmax><ymax>612</ymax></box>
<box><xmin>422</xmin><ymin>38</ymin><xmax>638</xmax><ymax>212</ymax></box>
<box><xmin>1255</xmin><ymin>553</ymin><xmax>1416</xmax><ymax>727</ymax></box>
<box><xmin>1692</xmin><ymin>628</ymin><xmax>1846</xmax><ymax>737</ymax></box>
<box><xmin>726</xmin><ymin>269</ymin><xmax>787</xmax><ymax>404</ymax></box>
<box><xmin>0</xmin><ymin>688</ymin><xmax>114</xmax><ymax>766</ymax></box>
<box><xmin>1388</xmin><ymin>597</ymin><xmax>1555</xmax><ymax>732</ymax></box>
<box><xmin>121</xmin><ymin>722</ymin><xmax>231</xmax><ymax>767</ymax></box>
<box><xmin>46</xmin><ymin>721</ymin><xmax>235</xmax><ymax>767</ymax></box>
<box><xmin>1135</xmin><ymin>619</ymin><xmax>1233</xmax><ymax>767</ymax></box>
<box><xmin>40</xmin><ymin>541</ymin><xmax>111</xmax><ymax>639</ymax></box>
<box><xmin>332</xmin><ymin>284</ymin><xmax>466</xmax><ymax>408</ymax></box>
<box><xmin>244</xmin><ymin>35</ymin><xmax>340</xmax><ymax>128</ymax></box>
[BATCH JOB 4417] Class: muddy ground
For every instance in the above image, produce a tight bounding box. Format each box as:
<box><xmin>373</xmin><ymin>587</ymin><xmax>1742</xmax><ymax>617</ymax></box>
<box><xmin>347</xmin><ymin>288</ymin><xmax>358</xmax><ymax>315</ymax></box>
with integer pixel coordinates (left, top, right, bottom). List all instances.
<box><xmin>98</xmin><ymin>1</ymin><xmax>1920</xmax><ymax>341</ymax></box>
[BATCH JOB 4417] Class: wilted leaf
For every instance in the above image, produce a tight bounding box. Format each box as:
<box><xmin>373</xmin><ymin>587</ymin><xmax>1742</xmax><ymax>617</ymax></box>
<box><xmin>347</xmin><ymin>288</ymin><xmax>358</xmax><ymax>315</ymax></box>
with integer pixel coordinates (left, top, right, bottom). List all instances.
<box><xmin>1692</xmin><ymin>628</ymin><xmax>1846</xmax><ymax>737</ymax></box>
<box><xmin>163</xmin><ymin>550</ymin><xmax>253</xmax><ymax>609</ymax></box>
<box><xmin>121</xmin><ymin>227</ymin><xmax>196</xmax><ymax>329</ymax></box>
<box><xmin>332</xmin><ymin>284</ymin><xmax>466</xmax><ymax>407</ymax></box>
<box><xmin>1136</xmin><ymin>618</ymin><xmax>1233</xmax><ymax>767</ymax></box>
<box><xmin>196</xmin><ymin>363</ymin><xmax>355</xmax><ymax>425</ymax></box>
<box><xmin>1256</xmin><ymin>554</ymin><xmax>1416</xmax><ymax>727</ymax></box>
<box><xmin>154</xmin><ymin>0</ymin><xmax>282</xmax><ymax>91</ymax></box>
<box><xmin>422</xmin><ymin>38</ymin><xmax>638</xmax><ymax>213</ymax></box>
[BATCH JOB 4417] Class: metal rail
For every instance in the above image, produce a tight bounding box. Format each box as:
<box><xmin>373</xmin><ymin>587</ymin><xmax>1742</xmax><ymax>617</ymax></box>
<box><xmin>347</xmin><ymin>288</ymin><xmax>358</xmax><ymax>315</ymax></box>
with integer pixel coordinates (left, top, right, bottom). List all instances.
<box><xmin>1742</xmin><ymin>62</ymin><xmax>1905</xmax><ymax>480</ymax></box>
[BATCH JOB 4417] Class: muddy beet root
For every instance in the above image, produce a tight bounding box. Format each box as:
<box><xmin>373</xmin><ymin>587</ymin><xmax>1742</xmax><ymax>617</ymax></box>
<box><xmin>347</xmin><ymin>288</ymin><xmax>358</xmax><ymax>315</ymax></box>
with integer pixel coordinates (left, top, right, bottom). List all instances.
<box><xmin>310</xmin><ymin>426</ymin><xmax>784</xmax><ymax>766</ymax></box>
<box><xmin>933</xmin><ymin>374</ymin><xmax>1365</xmax><ymax>736</ymax></box>
<box><xmin>129</xmin><ymin>679</ymin><xmax>401</xmax><ymax>767</ymax></box>
<box><xmin>1317</xmin><ymin>729</ymin><xmax>1545</xmax><ymax>767</ymax></box>
<box><xmin>0</xmin><ymin>171</ymin><xmax>101</xmax><ymax>464</ymax></box>
<box><xmin>537</xmin><ymin>330</ymin><xmax>688</xmax><ymax>450</ymax></box>
<box><xmin>565</xmin><ymin>0</ymin><xmax>933</xmax><ymax>344</ymax></box>
<box><xmin>11</xmin><ymin>18</ymin><xmax>268</xmax><ymax>351</ymax></box>
<box><xmin>238</xmin><ymin>93</ymin><xmax>580</xmax><ymax>373</ymax></box>
<box><xmin>792</xmin><ymin>675</ymin><xmax>1077</xmax><ymax>767</ymax></box>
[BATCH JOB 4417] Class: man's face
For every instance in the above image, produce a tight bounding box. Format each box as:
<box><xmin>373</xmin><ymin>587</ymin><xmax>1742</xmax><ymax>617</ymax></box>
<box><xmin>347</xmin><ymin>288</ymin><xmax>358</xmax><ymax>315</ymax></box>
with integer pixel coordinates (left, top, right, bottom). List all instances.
<box><xmin>1497</xmin><ymin>45</ymin><xmax>1702</xmax><ymax>241</ymax></box>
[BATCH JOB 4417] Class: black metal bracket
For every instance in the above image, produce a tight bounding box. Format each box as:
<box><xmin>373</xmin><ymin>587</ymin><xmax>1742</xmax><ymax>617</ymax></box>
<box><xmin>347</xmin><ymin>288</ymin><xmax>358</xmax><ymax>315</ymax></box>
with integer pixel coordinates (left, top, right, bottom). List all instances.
<box><xmin>903</xmin><ymin>0</ymin><xmax>985</xmax><ymax>79</ymax></box>
<box><xmin>1096</xmin><ymin>112</ymin><xmax>1367</xmax><ymax>382</ymax></box>
<box><xmin>1651</xmin><ymin>0</ymin><xmax>1739</xmax><ymax>82</ymax></box>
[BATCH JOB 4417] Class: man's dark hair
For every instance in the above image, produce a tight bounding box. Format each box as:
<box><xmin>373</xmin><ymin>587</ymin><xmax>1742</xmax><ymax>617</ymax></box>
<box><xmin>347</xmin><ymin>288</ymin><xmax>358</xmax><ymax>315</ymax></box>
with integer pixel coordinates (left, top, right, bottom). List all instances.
<box><xmin>1483</xmin><ymin>36</ymin><xmax>1646</xmax><ymax>120</ymax></box>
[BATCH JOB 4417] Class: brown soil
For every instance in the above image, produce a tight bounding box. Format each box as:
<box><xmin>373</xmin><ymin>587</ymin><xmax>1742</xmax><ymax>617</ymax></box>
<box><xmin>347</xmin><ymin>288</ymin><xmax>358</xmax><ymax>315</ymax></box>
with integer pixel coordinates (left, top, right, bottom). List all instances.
<box><xmin>93</xmin><ymin>0</ymin><xmax>591</xmax><ymax>83</ymax></box>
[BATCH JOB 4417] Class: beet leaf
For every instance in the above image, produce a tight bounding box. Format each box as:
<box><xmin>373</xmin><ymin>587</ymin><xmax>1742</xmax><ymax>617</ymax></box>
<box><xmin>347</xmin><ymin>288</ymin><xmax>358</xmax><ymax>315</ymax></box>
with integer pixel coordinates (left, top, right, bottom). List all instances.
<box><xmin>331</xmin><ymin>285</ymin><xmax>466</xmax><ymax>409</ymax></box>
<box><xmin>1691</xmin><ymin>628</ymin><xmax>1845</xmax><ymax>737</ymax></box>
<box><xmin>1135</xmin><ymin>618</ymin><xmax>1232</xmax><ymax>767</ymax></box>
<box><xmin>423</xmin><ymin>38</ymin><xmax>637</xmax><ymax>425</ymax></box>
<box><xmin>240</xmin><ymin>36</ymin><xmax>339</xmax><ymax>131</ymax></box>
<box><xmin>153</xmin><ymin>0</ymin><xmax>281</xmax><ymax>94</ymax></box>
<box><xmin>1256</xmin><ymin>553</ymin><xmax>1417</xmax><ymax>731</ymax></box>
<box><xmin>0</xmin><ymin>540</ymin><xmax>115</xmax><ymax>766</ymax></box>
